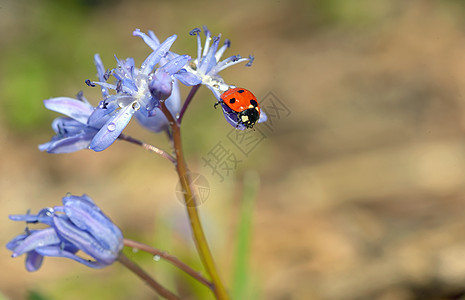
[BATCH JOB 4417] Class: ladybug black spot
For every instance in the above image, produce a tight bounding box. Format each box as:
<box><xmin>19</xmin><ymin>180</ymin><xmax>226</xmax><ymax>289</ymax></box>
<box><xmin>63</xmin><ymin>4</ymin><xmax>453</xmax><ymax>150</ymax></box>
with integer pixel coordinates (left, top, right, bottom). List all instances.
<box><xmin>229</xmin><ymin>98</ymin><xmax>236</xmax><ymax>104</ymax></box>
<box><xmin>250</xmin><ymin>99</ymin><xmax>258</xmax><ymax>107</ymax></box>
<box><xmin>238</xmin><ymin>89</ymin><xmax>245</xmax><ymax>93</ymax></box>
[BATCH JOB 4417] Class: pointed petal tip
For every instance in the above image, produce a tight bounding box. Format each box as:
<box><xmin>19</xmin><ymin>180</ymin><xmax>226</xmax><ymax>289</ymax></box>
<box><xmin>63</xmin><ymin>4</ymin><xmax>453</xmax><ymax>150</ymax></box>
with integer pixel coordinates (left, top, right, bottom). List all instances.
<box><xmin>132</xmin><ymin>28</ymin><xmax>142</xmax><ymax>36</ymax></box>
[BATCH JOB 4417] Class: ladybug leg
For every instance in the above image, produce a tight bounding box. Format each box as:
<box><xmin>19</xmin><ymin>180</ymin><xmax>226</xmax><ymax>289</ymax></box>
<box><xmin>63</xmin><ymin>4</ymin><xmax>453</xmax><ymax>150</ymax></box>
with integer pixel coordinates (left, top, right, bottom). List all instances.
<box><xmin>214</xmin><ymin>100</ymin><xmax>223</xmax><ymax>109</ymax></box>
<box><xmin>236</xmin><ymin>111</ymin><xmax>247</xmax><ymax>129</ymax></box>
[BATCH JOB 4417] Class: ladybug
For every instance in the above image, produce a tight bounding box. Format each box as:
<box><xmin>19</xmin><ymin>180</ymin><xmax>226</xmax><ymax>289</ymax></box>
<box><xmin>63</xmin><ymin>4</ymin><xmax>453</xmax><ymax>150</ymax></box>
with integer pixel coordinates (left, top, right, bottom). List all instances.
<box><xmin>214</xmin><ymin>87</ymin><xmax>260</xmax><ymax>129</ymax></box>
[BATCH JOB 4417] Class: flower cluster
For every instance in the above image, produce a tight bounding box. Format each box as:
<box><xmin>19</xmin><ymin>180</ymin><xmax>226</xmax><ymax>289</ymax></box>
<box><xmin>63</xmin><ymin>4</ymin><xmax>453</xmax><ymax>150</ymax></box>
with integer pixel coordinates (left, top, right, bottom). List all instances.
<box><xmin>39</xmin><ymin>27</ymin><xmax>265</xmax><ymax>154</ymax></box>
<box><xmin>7</xmin><ymin>194</ymin><xmax>123</xmax><ymax>271</ymax></box>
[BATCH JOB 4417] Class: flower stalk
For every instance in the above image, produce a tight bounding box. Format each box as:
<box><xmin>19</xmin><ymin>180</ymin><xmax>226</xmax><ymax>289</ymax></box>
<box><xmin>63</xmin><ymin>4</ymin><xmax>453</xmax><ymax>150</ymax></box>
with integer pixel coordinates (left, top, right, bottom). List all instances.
<box><xmin>159</xmin><ymin>99</ymin><xmax>230</xmax><ymax>300</ymax></box>
<box><xmin>123</xmin><ymin>238</ymin><xmax>212</xmax><ymax>288</ymax></box>
<box><xmin>178</xmin><ymin>84</ymin><xmax>201</xmax><ymax>123</ymax></box>
<box><xmin>117</xmin><ymin>253</ymin><xmax>180</xmax><ymax>300</ymax></box>
<box><xmin>118</xmin><ymin>134</ymin><xmax>176</xmax><ymax>163</ymax></box>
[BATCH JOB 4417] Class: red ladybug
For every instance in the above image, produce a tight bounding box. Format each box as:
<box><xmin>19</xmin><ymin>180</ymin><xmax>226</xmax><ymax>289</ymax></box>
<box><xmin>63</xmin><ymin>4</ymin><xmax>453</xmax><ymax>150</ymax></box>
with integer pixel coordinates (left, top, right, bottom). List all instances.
<box><xmin>214</xmin><ymin>87</ymin><xmax>260</xmax><ymax>129</ymax></box>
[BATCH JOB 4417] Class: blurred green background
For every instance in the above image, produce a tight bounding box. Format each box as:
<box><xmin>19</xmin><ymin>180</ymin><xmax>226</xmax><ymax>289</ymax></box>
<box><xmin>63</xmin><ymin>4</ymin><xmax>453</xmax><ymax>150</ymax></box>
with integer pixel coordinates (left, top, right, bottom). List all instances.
<box><xmin>3</xmin><ymin>0</ymin><xmax>465</xmax><ymax>299</ymax></box>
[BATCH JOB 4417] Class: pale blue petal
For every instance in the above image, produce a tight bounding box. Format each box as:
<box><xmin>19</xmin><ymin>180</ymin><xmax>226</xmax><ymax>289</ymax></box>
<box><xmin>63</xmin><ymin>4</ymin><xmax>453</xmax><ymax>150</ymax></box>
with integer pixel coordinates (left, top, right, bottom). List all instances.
<box><xmin>89</xmin><ymin>104</ymin><xmax>137</xmax><ymax>152</ymax></box>
<box><xmin>258</xmin><ymin>110</ymin><xmax>268</xmax><ymax>123</ymax></box>
<box><xmin>140</xmin><ymin>34</ymin><xmax>177</xmax><ymax>75</ymax></box>
<box><xmin>133</xmin><ymin>28</ymin><xmax>160</xmax><ymax>51</ymax></box>
<box><xmin>94</xmin><ymin>54</ymin><xmax>109</xmax><ymax>97</ymax></box>
<box><xmin>53</xmin><ymin>216</ymin><xmax>118</xmax><ymax>265</ymax></box>
<box><xmin>9</xmin><ymin>208</ymin><xmax>54</xmax><ymax>225</ymax></box>
<box><xmin>149</xmin><ymin>71</ymin><xmax>172</xmax><ymax>101</ymax></box>
<box><xmin>160</xmin><ymin>55</ymin><xmax>190</xmax><ymax>74</ymax></box>
<box><xmin>11</xmin><ymin>228</ymin><xmax>60</xmax><ymax>257</ymax></box>
<box><xmin>25</xmin><ymin>251</ymin><xmax>44</xmax><ymax>272</ymax></box>
<box><xmin>35</xmin><ymin>246</ymin><xmax>107</xmax><ymax>268</ymax></box>
<box><xmin>44</xmin><ymin>98</ymin><xmax>93</xmax><ymax>124</ymax></box>
<box><xmin>174</xmin><ymin>70</ymin><xmax>202</xmax><ymax>86</ymax></box>
<box><xmin>39</xmin><ymin>131</ymin><xmax>95</xmax><ymax>153</ymax></box>
<box><xmin>63</xmin><ymin>198</ymin><xmax>122</xmax><ymax>251</ymax></box>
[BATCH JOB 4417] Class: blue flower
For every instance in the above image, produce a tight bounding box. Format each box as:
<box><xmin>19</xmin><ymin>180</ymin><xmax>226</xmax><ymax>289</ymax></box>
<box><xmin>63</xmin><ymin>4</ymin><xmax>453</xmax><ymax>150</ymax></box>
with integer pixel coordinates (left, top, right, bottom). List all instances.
<box><xmin>182</xmin><ymin>26</ymin><xmax>254</xmax><ymax>99</ymax></box>
<box><xmin>88</xmin><ymin>29</ymin><xmax>190</xmax><ymax>142</ymax></box>
<box><xmin>7</xmin><ymin>194</ymin><xmax>123</xmax><ymax>271</ymax></box>
<box><xmin>184</xmin><ymin>26</ymin><xmax>268</xmax><ymax>129</ymax></box>
<box><xmin>38</xmin><ymin>95</ymin><xmax>107</xmax><ymax>153</ymax></box>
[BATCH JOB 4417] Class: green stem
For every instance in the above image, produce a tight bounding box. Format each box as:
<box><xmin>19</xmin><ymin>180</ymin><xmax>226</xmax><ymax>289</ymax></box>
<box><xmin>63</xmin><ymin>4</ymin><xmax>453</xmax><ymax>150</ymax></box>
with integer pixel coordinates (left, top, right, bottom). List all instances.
<box><xmin>160</xmin><ymin>99</ymin><xmax>230</xmax><ymax>300</ymax></box>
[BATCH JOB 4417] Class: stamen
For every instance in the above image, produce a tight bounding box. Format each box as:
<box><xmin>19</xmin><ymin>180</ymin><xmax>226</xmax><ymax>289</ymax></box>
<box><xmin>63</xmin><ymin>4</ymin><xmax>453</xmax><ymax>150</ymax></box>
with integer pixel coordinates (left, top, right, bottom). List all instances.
<box><xmin>103</xmin><ymin>69</ymin><xmax>111</xmax><ymax>81</ymax></box>
<box><xmin>189</xmin><ymin>28</ymin><xmax>201</xmax><ymax>36</ymax></box>
<box><xmin>116</xmin><ymin>80</ymin><xmax>123</xmax><ymax>93</ymax></box>
<box><xmin>246</xmin><ymin>55</ymin><xmax>254</xmax><ymax>67</ymax></box>
<box><xmin>212</xmin><ymin>55</ymin><xmax>249</xmax><ymax>73</ymax></box>
<box><xmin>101</xmin><ymin>99</ymin><xmax>109</xmax><ymax>109</ymax></box>
<box><xmin>85</xmin><ymin>79</ymin><xmax>96</xmax><ymax>87</ymax></box>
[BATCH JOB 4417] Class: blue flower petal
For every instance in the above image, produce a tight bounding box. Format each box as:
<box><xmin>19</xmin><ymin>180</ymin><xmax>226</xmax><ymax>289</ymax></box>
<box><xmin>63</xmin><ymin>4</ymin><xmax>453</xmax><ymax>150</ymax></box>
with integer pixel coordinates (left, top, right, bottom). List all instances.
<box><xmin>89</xmin><ymin>103</ymin><xmax>138</xmax><ymax>152</ymax></box>
<box><xmin>53</xmin><ymin>216</ymin><xmax>119</xmax><ymax>265</ymax></box>
<box><xmin>35</xmin><ymin>245</ymin><xmax>107</xmax><ymax>269</ymax></box>
<box><xmin>8</xmin><ymin>194</ymin><xmax>123</xmax><ymax>271</ymax></box>
<box><xmin>50</xmin><ymin>117</ymin><xmax>87</xmax><ymax>135</ymax></box>
<box><xmin>135</xmin><ymin>79</ymin><xmax>181</xmax><ymax>132</ymax></box>
<box><xmin>6</xmin><ymin>233</ymin><xmax>29</xmax><ymax>251</ymax></box>
<box><xmin>62</xmin><ymin>196</ymin><xmax>122</xmax><ymax>251</ymax></box>
<box><xmin>133</xmin><ymin>29</ymin><xmax>160</xmax><ymax>51</ymax></box>
<box><xmin>174</xmin><ymin>70</ymin><xmax>202</xmax><ymax>86</ymax></box>
<box><xmin>94</xmin><ymin>54</ymin><xmax>110</xmax><ymax>98</ymax></box>
<box><xmin>25</xmin><ymin>251</ymin><xmax>44</xmax><ymax>272</ymax></box>
<box><xmin>149</xmin><ymin>71</ymin><xmax>173</xmax><ymax>101</ymax></box>
<box><xmin>11</xmin><ymin>228</ymin><xmax>61</xmax><ymax>257</ymax></box>
<box><xmin>258</xmin><ymin>110</ymin><xmax>268</xmax><ymax>123</ymax></box>
<box><xmin>198</xmin><ymin>43</ymin><xmax>218</xmax><ymax>75</ymax></box>
<box><xmin>140</xmin><ymin>34</ymin><xmax>177</xmax><ymax>75</ymax></box>
<box><xmin>160</xmin><ymin>55</ymin><xmax>190</xmax><ymax>74</ymax></box>
<box><xmin>9</xmin><ymin>208</ymin><xmax>54</xmax><ymax>225</ymax></box>
<box><xmin>39</xmin><ymin>131</ymin><xmax>96</xmax><ymax>153</ymax></box>
<box><xmin>44</xmin><ymin>98</ymin><xmax>93</xmax><ymax>124</ymax></box>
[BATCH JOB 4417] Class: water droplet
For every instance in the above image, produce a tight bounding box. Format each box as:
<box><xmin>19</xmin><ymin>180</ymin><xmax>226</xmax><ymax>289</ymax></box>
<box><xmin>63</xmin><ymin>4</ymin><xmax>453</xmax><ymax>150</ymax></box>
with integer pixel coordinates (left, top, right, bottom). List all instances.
<box><xmin>132</xmin><ymin>248</ymin><xmax>139</xmax><ymax>253</ymax></box>
<box><xmin>107</xmin><ymin>122</ymin><xmax>116</xmax><ymax>132</ymax></box>
<box><xmin>132</xmin><ymin>102</ymin><xmax>140</xmax><ymax>110</ymax></box>
<box><xmin>153</xmin><ymin>255</ymin><xmax>161</xmax><ymax>262</ymax></box>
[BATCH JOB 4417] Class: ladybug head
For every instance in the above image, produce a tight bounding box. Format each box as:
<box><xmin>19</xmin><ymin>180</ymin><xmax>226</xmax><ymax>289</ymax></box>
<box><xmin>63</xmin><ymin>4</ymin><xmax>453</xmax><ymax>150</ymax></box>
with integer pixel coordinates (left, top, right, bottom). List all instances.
<box><xmin>238</xmin><ymin>107</ymin><xmax>260</xmax><ymax>128</ymax></box>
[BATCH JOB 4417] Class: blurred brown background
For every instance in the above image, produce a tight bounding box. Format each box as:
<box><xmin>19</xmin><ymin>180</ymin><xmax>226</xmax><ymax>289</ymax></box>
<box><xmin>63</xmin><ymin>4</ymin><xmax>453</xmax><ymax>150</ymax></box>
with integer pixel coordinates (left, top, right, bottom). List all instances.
<box><xmin>2</xmin><ymin>0</ymin><xmax>465</xmax><ymax>299</ymax></box>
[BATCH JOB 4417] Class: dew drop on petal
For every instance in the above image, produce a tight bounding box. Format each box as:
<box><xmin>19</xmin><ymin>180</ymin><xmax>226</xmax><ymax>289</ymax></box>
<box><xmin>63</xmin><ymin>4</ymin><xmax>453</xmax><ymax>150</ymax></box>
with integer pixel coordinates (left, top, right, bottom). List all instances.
<box><xmin>132</xmin><ymin>101</ymin><xmax>141</xmax><ymax>110</ymax></box>
<box><xmin>107</xmin><ymin>122</ymin><xmax>116</xmax><ymax>132</ymax></box>
<box><xmin>153</xmin><ymin>255</ymin><xmax>161</xmax><ymax>262</ymax></box>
